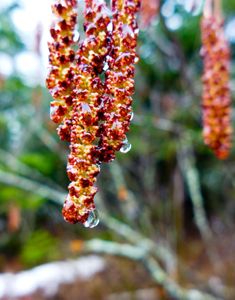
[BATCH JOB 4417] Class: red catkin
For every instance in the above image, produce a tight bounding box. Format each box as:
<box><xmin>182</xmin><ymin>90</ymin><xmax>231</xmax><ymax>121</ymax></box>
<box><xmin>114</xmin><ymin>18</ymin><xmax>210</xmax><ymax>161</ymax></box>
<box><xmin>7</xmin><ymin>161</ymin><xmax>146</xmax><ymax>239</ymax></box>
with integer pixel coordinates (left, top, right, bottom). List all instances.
<box><xmin>63</xmin><ymin>0</ymin><xmax>112</xmax><ymax>223</ymax></box>
<box><xmin>201</xmin><ymin>1</ymin><xmax>232</xmax><ymax>159</ymax></box>
<box><xmin>98</xmin><ymin>0</ymin><xmax>140</xmax><ymax>162</ymax></box>
<box><xmin>47</xmin><ymin>0</ymin><xmax>140</xmax><ymax>225</ymax></box>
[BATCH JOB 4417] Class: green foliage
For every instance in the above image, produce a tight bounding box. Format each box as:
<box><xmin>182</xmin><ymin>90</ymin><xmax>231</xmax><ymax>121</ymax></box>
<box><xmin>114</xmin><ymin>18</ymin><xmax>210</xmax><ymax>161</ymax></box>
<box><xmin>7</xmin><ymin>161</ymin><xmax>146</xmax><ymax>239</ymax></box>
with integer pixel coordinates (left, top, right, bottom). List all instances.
<box><xmin>0</xmin><ymin>4</ymin><xmax>24</xmax><ymax>55</ymax></box>
<box><xmin>20</xmin><ymin>153</ymin><xmax>58</xmax><ymax>176</ymax></box>
<box><xmin>0</xmin><ymin>186</ymin><xmax>44</xmax><ymax>210</ymax></box>
<box><xmin>20</xmin><ymin>230</ymin><xmax>60</xmax><ymax>267</ymax></box>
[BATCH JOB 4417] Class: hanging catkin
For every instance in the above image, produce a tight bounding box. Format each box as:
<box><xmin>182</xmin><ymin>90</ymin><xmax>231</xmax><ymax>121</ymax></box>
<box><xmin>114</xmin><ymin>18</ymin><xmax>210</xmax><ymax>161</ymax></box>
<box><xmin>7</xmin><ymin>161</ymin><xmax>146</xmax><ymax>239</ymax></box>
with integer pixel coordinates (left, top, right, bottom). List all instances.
<box><xmin>46</xmin><ymin>0</ymin><xmax>140</xmax><ymax>226</ymax></box>
<box><xmin>201</xmin><ymin>0</ymin><xmax>232</xmax><ymax>159</ymax></box>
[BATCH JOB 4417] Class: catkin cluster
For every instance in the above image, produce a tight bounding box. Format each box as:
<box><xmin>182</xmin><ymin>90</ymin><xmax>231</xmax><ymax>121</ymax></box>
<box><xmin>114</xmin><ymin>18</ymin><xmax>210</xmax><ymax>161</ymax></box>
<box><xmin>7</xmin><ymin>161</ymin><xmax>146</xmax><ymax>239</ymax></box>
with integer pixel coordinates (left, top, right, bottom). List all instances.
<box><xmin>46</xmin><ymin>0</ymin><xmax>140</xmax><ymax>225</ymax></box>
<box><xmin>201</xmin><ymin>10</ymin><xmax>232</xmax><ymax>159</ymax></box>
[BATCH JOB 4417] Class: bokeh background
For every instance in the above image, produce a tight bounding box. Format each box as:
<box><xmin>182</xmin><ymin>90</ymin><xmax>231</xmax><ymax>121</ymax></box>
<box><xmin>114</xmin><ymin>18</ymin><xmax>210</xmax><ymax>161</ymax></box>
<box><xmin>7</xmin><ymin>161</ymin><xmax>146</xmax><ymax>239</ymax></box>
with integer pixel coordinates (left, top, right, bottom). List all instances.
<box><xmin>0</xmin><ymin>0</ymin><xmax>235</xmax><ymax>299</ymax></box>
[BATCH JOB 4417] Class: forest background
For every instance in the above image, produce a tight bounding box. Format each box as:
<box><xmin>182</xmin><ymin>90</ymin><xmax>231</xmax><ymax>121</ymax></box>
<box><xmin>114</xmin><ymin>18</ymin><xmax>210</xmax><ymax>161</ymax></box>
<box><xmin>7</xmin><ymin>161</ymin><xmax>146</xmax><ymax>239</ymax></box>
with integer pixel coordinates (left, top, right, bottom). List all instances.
<box><xmin>0</xmin><ymin>0</ymin><xmax>235</xmax><ymax>299</ymax></box>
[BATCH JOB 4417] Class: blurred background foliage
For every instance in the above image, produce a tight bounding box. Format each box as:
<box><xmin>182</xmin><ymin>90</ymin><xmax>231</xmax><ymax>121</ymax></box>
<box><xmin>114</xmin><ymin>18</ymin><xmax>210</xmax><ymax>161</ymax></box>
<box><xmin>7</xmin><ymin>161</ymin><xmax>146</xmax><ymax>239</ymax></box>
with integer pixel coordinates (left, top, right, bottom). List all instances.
<box><xmin>0</xmin><ymin>0</ymin><xmax>235</xmax><ymax>299</ymax></box>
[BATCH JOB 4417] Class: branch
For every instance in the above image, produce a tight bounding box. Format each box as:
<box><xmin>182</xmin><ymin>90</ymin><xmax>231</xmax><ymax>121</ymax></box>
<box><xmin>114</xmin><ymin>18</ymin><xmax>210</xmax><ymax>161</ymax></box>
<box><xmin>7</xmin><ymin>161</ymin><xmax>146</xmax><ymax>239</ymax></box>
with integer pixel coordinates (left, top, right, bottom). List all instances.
<box><xmin>0</xmin><ymin>148</ymin><xmax>64</xmax><ymax>192</ymax></box>
<box><xmin>177</xmin><ymin>134</ymin><xmax>212</xmax><ymax>241</ymax></box>
<box><xmin>0</xmin><ymin>170</ymin><xmax>65</xmax><ymax>204</ymax></box>
<box><xmin>177</xmin><ymin>134</ymin><xmax>223</xmax><ymax>271</ymax></box>
<box><xmin>84</xmin><ymin>239</ymin><xmax>147</xmax><ymax>260</ymax></box>
<box><xmin>133</xmin><ymin>114</ymin><xmax>182</xmax><ymax>133</ymax></box>
<box><xmin>84</xmin><ymin>239</ymin><xmax>219</xmax><ymax>300</ymax></box>
<box><xmin>0</xmin><ymin>170</ymin><xmax>221</xmax><ymax>299</ymax></box>
<box><xmin>99</xmin><ymin>210</ymin><xmax>177</xmax><ymax>272</ymax></box>
<box><xmin>0</xmin><ymin>169</ymin><xmax>176</xmax><ymax>274</ymax></box>
<box><xmin>34</xmin><ymin>125</ymin><xmax>67</xmax><ymax>162</ymax></box>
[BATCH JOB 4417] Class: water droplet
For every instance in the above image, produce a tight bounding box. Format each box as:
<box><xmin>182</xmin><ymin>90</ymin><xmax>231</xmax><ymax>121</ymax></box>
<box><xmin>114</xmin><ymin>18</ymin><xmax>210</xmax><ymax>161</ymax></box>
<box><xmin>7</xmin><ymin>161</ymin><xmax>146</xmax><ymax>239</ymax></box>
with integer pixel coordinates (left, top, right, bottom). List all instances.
<box><xmin>73</xmin><ymin>31</ymin><xmax>80</xmax><ymax>42</ymax></box>
<box><xmin>96</xmin><ymin>163</ymin><xmax>101</xmax><ymax>171</ymax></box>
<box><xmin>134</xmin><ymin>56</ymin><xmax>139</xmax><ymax>63</ymax></box>
<box><xmin>81</xmin><ymin>102</ymin><xmax>91</xmax><ymax>113</ymax></box>
<box><xmin>84</xmin><ymin>209</ymin><xmax>99</xmax><ymax>228</ymax></box>
<box><xmin>111</xmin><ymin>120</ymin><xmax>121</xmax><ymax>130</ymax></box>
<box><xmin>102</xmin><ymin>6</ymin><xmax>112</xmax><ymax>17</ymax></box>
<box><xmin>107</xmin><ymin>22</ymin><xmax>113</xmax><ymax>32</ymax></box>
<box><xmin>122</xmin><ymin>24</ymin><xmax>135</xmax><ymax>38</ymax></box>
<box><xmin>134</xmin><ymin>28</ymin><xmax>139</xmax><ymax>35</ymax></box>
<box><xmin>50</xmin><ymin>105</ymin><xmax>57</xmax><ymax>119</ymax></box>
<box><xmin>120</xmin><ymin>138</ymin><xmax>132</xmax><ymax>153</ymax></box>
<box><xmin>130</xmin><ymin>111</ymin><xmax>134</xmax><ymax>121</ymax></box>
<box><xmin>103</xmin><ymin>62</ymin><xmax>109</xmax><ymax>71</ymax></box>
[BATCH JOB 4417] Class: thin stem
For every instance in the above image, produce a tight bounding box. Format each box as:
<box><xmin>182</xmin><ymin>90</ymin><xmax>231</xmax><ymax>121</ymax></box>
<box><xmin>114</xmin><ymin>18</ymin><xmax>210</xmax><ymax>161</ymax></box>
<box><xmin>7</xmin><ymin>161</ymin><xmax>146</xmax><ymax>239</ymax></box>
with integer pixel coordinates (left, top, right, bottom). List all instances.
<box><xmin>176</xmin><ymin>134</ymin><xmax>225</xmax><ymax>274</ymax></box>
<box><xmin>203</xmin><ymin>0</ymin><xmax>213</xmax><ymax>17</ymax></box>
<box><xmin>214</xmin><ymin>0</ymin><xmax>222</xmax><ymax>20</ymax></box>
<box><xmin>177</xmin><ymin>133</ymin><xmax>212</xmax><ymax>241</ymax></box>
<box><xmin>34</xmin><ymin>125</ymin><xmax>67</xmax><ymax>162</ymax></box>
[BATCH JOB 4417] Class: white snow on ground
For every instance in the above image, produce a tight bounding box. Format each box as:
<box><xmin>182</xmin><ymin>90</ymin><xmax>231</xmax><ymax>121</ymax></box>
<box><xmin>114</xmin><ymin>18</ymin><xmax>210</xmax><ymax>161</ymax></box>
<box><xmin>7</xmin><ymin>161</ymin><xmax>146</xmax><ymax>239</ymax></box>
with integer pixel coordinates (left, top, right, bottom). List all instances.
<box><xmin>0</xmin><ymin>256</ymin><xmax>105</xmax><ymax>298</ymax></box>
